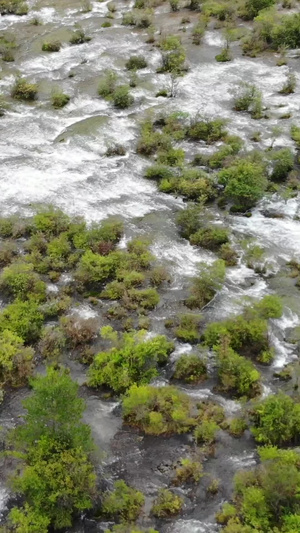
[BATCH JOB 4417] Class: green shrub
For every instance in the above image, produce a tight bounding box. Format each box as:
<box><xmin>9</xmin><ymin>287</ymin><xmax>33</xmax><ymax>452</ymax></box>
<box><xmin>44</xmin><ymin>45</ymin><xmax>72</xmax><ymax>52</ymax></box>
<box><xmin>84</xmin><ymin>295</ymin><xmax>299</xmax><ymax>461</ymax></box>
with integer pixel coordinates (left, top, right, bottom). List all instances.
<box><xmin>187</xmin><ymin>117</ymin><xmax>227</xmax><ymax>143</ymax></box>
<box><xmin>42</xmin><ymin>41</ymin><xmax>61</xmax><ymax>52</ymax></box>
<box><xmin>186</xmin><ymin>260</ymin><xmax>226</xmax><ymax>309</ymax></box>
<box><xmin>0</xmin><ymin>299</ymin><xmax>44</xmax><ymax>343</ymax></box>
<box><xmin>233</xmin><ymin>83</ymin><xmax>263</xmax><ymax>119</ymax></box>
<box><xmin>219</xmin><ymin>243</ymin><xmax>238</xmax><ymax>266</ymax></box>
<box><xmin>101</xmin><ymin>21</ymin><xmax>112</xmax><ymax>27</ymax></box>
<box><xmin>204</xmin><ymin>295</ymin><xmax>282</xmax><ymax>361</ymax></box>
<box><xmin>8</xmin><ymin>368</ymin><xmax>95</xmax><ymax>531</ymax></box>
<box><xmin>173</xmin><ymin>354</ymin><xmax>207</xmax><ymax>383</ymax></box>
<box><xmin>125</xmin><ymin>55</ymin><xmax>147</xmax><ymax>70</ymax></box>
<box><xmin>69</xmin><ymin>28</ymin><xmax>91</xmax><ymax>45</ymax></box>
<box><xmin>38</xmin><ymin>326</ymin><xmax>66</xmax><ymax>360</ymax></box>
<box><xmin>279</xmin><ymin>72</ymin><xmax>296</xmax><ymax>95</ymax></box>
<box><xmin>243</xmin><ymin>0</ymin><xmax>275</xmax><ymax>19</ymax></box>
<box><xmin>122</xmin><ymin>384</ymin><xmax>194</xmax><ymax>435</ymax></box>
<box><xmin>190</xmin><ymin>226</ymin><xmax>229</xmax><ymax>250</ymax></box>
<box><xmin>176</xmin><ymin>204</ymin><xmax>202</xmax><ymax>239</ymax></box>
<box><xmin>74</xmin><ymin>250</ymin><xmax>116</xmax><ymax>286</ymax></box>
<box><xmin>194</xmin><ymin>419</ymin><xmax>219</xmax><ymax>445</ymax></box>
<box><xmin>51</xmin><ymin>90</ymin><xmax>70</xmax><ymax>108</ymax></box>
<box><xmin>228</xmin><ymin>418</ymin><xmax>248</xmax><ymax>437</ymax></box>
<box><xmin>0</xmin><ymin>262</ymin><xmax>46</xmax><ymax>302</ymax></box>
<box><xmin>219</xmin><ymin>446</ymin><xmax>300</xmax><ymax>532</ymax></box>
<box><xmin>215</xmin><ymin>338</ymin><xmax>261</xmax><ymax>399</ymax></box>
<box><xmin>269</xmin><ymin>148</ymin><xmax>294</xmax><ymax>181</ymax></box>
<box><xmin>0</xmin><ymin>329</ymin><xmax>33</xmax><ymax>386</ymax></box>
<box><xmin>151</xmin><ymin>489</ymin><xmax>183</xmax><ymax>517</ymax></box>
<box><xmin>215</xmin><ymin>47</ymin><xmax>232</xmax><ymax>62</ymax></box>
<box><xmin>102</xmin><ymin>480</ymin><xmax>144</xmax><ymax>522</ymax></box>
<box><xmin>11</xmin><ymin>77</ymin><xmax>38</xmax><ymax>101</ymax></box>
<box><xmin>98</xmin><ymin>70</ymin><xmax>118</xmax><ymax>98</ymax></box>
<box><xmin>249</xmin><ymin>393</ymin><xmax>300</xmax><ymax>445</ymax></box>
<box><xmin>0</xmin><ymin>241</ymin><xmax>18</xmax><ymax>266</ymax></box>
<box><xmin>0</xmin><ymin>0</ymin><xmax>28</xmax><ymax>15</ymax></box>
<box><xmin>112</xmin><ymin>85</ymin><xmax>134</xmax><ymax>109</ymax></box>
<box><xmin>219</xmin><ymin>159</ymin><xmax>267</xmax><ymax>209</ymax></box>
<box><xmin>32</xmin><ymin>207</ymin><xmax>70</xmax><ymax>236</ymax></box>
<box><xmin>173</xmin><ymin>457</ymin><xmax>203</xmax><ymax>484</ymax></box>
<box><xmin>88</xmin><ymin>327</ymin><xmax>174</xmax><ymax>393</ymax></box>
<box><xmin>174</xmin><ymin>314</ymin><xmax>201</xmax><ymax>343</ymax></box>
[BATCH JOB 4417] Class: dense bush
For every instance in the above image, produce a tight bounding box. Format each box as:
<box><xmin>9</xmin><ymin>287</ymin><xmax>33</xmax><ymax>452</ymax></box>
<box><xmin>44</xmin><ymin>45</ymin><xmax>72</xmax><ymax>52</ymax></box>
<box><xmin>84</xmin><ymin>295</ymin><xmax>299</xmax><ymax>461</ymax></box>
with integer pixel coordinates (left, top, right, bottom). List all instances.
<box><xmin>218</xmin><ymin>446</ymin><xmax>300</xmax><ymax>532</ymax></box>
<box><xmin>42</xmin><ymin>40</ymin><xmax>61</xmax><ymax>52</ymax></box>
<box><xmin>98</xmin><ymin>70</ymin><xmax>118</xmax><ymax>98</ymax></box>
<box><xmin>190</xmin><ymin>226</ymin><xmax>229</xmax><ymax>251</ymax></box>
<box><xmin>151</xmin><ymin>489</ymin><xmax>183</xmax><ymax>517</ymax></box>
<box><xmin>187</xmin><ymin>118</ymin><xmax>227</xmax><ymax>143</ymax></box>
<box><xmin>186</xmin><ymin>260</ymin><xmax>226</xmax><ymax>309</ymax></box>
<box><xmin>0</xmin><ymin>329</ymin><xmax>33</xmax><ymax>387</ymax></box>
<box><xmin>113</xmin><ymin>85</ymin><xmax>134</xmax><ymax>109</ymax></box>
<box><xmin>69</xmin><ymin>28</ymin><xmax>91</xmax><ymax>45</ymax></box>
<box><xmin>249</xmin><ymin>392</ymin><xmax>300</xmax><ymax>445</ymax></box>
<box><xmin>51</xmin><ymin>90</ymin><xmax>70</xmax><ymax>108</ymax></box>
<box><xmin>0</xmin><ymin>0</ymin><xmax>28</xmax><ymax>15</ymax></box>
<box><xmin>0</xmin><ymin>262</ymin><xmax>46</xmax><ymax>302</ymax></box>
<box><xmin>8</xmin><ymin>368</ymin><xmax>96</xmax><ymax>531</ymax></box>
<box><xmin>0</xmin><ymin>299</ymin><xmax>44</xmax><ymax>343</ymax></box>
<box><xmin>122</xmin><ymin>384</ymin><xmax>194</xmax><ymax>435</ymax></box>
<box><xmin>204</xmin><ymin>295</ymin><xmax>282</xmax><ymax>362</ymax></box>
<box><xmin>88</xmin><ymin>326</ymin><xmax>174</xmax><ymax>393</ymax></box>
<box><xmin>243</xmin><ymin>0</ymin><xmax>275</xmax><ymax>19</ymax></box>
<box><xmin>11</xmin><ymin>77</ymin><xmax>38</xmax><ymax>101</ymax></box>
<box><xmin>269</xmin><ymin>148</ymin><xmax>294</xmax><ymax>182</ymax></box>
<box><xmin>233</xmin><ymin>83</ymin><xmax>263</xmax><ymax>119</ymax></box>
<box><xmin>218</xmin><ymin>159</ymin><xmax>267</xmax><ymax>209</ymax></box>
<box><xmin>173</xmin><ymin>457</ymin><xmax>203</xmax><ymax>484</ymax></box>
<box><xmin>102</xmin><ymin>480</ymin><xmax>144</xmax><ymax>522</ymax></box>
<box><xmin>173</xmin><ymin>314</ymin><xmax>202</xmax><ymax>343</ymax></box>
<box><xmin>173</xmin><ymin>354</ymin><xmax>207</xmax><ymax>383</ymax></box>
<box><xmin>125</xmin><ymin>55</ymin><xmax>147</xmax><ymax>70</ymax></box>
<box><xmin>215</xmin><ymin>337</ymin><xmax>261</xmax><ymax>398</ymax></box>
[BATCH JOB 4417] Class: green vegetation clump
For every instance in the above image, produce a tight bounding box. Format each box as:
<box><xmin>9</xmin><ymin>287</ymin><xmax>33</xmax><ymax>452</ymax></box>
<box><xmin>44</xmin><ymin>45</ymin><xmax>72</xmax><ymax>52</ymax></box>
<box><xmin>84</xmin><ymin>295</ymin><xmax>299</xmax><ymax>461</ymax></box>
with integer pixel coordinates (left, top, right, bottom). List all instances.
<box><xmin>173</xmin><ymin>314</ymin><xmax>202</xmax><ymax>343</ymax></box>
<box><xmin>158</xmin><ymin>34</ymin><xmax>186</xmax><ymax>75</ymax></box>
<box><xmin>185</xmin><ymin>260</ymin><xmax>226</xmax><ymax>309</ymax></box>
<box><xmin>228</xmin><ymin>417</ymin><xmax>248</xmax><ymax>437</ymax></box>
<box><xmin>122</xmin><ymin>384</ymin><xmax>194</xmax><ymax>435</ymax></box>
<box><xmin>269</xmin><ymin>148</ymin><xmax>294</xmax><ymax>182</ymax></box>
<box><xmin>173</xmin><ymin>457</ymin><xmax>203</xmax><ymax>484</ymax></box>
<box><xmin>233</xmin><ymin>83</ymin><xmax>263</xmax><ymax>119</ymax></box>
<box><xmin>243</xmin><ymin>0</ymin><xmax>276</xmax><ymax>19</ymax></box>
<box><xmin>187</xmin><ymin>117</ymin><xmax>227</xmax><ymax>143</ymax></box>
<box><xmin>125</xmin><ymin>55</ymin><xmax>147</xmax><ymax>70</ymax></box>
<box><xmin>51</xmin><ymin>90</ymin><xmax>70</xmax><ymax>108</ymax></box>
<box><xmin>173</xmin><ymin>354</ymin><xmax>207</xmax><ymax>383</ymax></box>
<box><xmin>215</xmin><ymin>337</ymin><xmax>261</xmax><ymax>398</ymax></box>
<box><xmin>0</xmin><ymin>299</ymin><xmax>44</xmax><ymax>343</ymax></box>
<box><xmin>102</xmin><ymin>480</ymin><xmax>144</xmax><ymax>522</ymax></box>
<box><xmin>249</xmin><ymin>392</ymin><xmax>300</xmax><ymax>445</ymax></box>
<box><xmin>69</xmin><ymin>28</ymin><xmax>91</xmax><ymax>45</ymax></box>
<box><xmin>0</xmin><ymin>0</ymin><xmax>28</xmax><ymax>15</ymax></box>
<box><xmin>11</xmin><ymin>77</ymin><xmax>38</xmax><ymax>101</ymax></box>
<box><xmin>42</xmin><ymin>40</ymin><xmax>61</xmax><ymax>52</ymax></box>
<box><xmin>7</xmin><ymin>368</ymin><xmax>96</xmax><ymax>531</ymax></box>
<box><xmin>218</xmin><ymin>446</ymin><xmax>300</xmax><ymax>532</ymax></box>
<box><xmin>151</xmin><ymin>489</ymin><xmax>183</xmax><ymax>517</ymax></box>
<box><xmin>113</xmin><ymin>85</ymin><xmax>134</xmax><ymax>109</ymax></box>
<box><xmin>0</xmin><ymin>329</ymin><xmax>33</xmax><ymax>387</ymax></box>
<box><xmin>88</xmin><ymin>326</ymin><xmax>174</xmax><ymax>393</ymax></box>
<box><xmin>218</xmin><ymin>158</ymin><xmax>267</xmax><ymax>210</ymax></box>
<box><xmin>204</xmin><ymin>295</ymin><xmax>283</xmax><ymax>363</ymax></box>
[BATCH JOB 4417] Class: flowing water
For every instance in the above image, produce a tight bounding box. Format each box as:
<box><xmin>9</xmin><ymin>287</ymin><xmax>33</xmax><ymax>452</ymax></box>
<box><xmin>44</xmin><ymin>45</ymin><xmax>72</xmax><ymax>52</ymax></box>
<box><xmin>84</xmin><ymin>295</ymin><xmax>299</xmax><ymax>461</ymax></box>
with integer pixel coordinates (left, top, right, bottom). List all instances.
<box><xmin>1</xmin><ymin>0</ymin><xmax>300</xmax><ymax>531</ymax></box>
